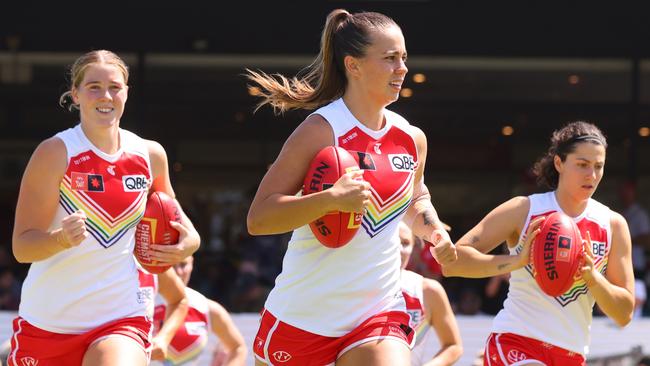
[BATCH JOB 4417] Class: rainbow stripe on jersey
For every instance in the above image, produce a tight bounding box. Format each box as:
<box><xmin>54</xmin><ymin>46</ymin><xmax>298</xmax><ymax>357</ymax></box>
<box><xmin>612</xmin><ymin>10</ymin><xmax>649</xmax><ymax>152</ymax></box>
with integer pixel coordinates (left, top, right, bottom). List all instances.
<box><xmin>60</xmin><ymin>150</ymin><xmax>148</xmax><ymax>248</ymax></box>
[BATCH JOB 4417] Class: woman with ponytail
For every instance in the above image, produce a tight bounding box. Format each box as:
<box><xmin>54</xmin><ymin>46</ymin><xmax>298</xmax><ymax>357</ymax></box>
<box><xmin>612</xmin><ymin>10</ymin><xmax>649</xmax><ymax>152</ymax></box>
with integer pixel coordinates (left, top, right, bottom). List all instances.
<box><xmin>246</xmin><ymin>8</ymin><xmax>453</xmax><ymax>366</ymax></box>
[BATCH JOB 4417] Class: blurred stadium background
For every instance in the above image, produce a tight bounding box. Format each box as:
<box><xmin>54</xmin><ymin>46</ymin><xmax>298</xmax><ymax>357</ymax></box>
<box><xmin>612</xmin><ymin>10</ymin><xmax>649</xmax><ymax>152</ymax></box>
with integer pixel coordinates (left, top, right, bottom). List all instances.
<box><xmin>2</xmin><ymin>2</ymin><xmax>650</xmax><ymax>365</ymax></box>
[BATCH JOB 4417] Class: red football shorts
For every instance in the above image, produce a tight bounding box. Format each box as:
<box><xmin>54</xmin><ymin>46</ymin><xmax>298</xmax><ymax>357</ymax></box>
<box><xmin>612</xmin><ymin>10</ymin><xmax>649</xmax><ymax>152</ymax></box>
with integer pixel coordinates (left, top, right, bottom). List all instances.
<box><xmin>8</xmin><ymin>316</ymin><xmax>152</xmax><ymax>366</ymax></box>
<box><xmin>253</xmin><ymin>309</ymin><xmax>414</xmax><ymax>365</ymax></box>
<box><xmin>484</xmin><ymin>332</ymin><xmax>585</xmax><ymax>366</ymax></box>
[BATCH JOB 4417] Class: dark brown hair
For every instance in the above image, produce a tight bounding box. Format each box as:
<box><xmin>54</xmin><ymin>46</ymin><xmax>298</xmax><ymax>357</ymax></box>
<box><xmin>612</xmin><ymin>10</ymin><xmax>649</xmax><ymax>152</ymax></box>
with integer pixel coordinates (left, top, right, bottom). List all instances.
<box><xmin>246</xmin><ymin>9</ymin><xmax>399</xmax><ymax>114</ymax></box>
<box><xmin>533</xmin><ymin>121</ymin><xmax>607</xmax><ymax>189</ymax></box>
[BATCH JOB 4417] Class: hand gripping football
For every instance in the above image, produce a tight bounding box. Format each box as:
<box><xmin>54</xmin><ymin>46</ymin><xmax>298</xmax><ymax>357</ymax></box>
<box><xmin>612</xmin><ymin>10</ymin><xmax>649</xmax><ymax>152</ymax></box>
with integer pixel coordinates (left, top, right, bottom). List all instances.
<box><xmin>302</xmin><ymin>146</ymin><xmax>362</xmax><ymax>248</ymax></box>
<box><xmin>532</xmin><ymin>211</ymin><xmax>583</xmax><ymax>297</ymax></box>
<box><xmin>135</xmin><ymin>191</ymin><xmax>181</xmax><ymax>274</ymax></box>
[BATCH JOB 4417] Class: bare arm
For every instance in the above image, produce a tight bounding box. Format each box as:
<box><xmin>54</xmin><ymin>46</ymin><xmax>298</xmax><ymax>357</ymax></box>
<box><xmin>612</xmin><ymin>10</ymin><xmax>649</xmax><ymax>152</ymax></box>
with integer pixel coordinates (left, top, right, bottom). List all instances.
<box><xmin>146</xmin><ymin>140</ymin><xmax>201</xmax><ymax>265</ymax></box>
<box><xmin>402</xmin><ymin>126</ymin><xmax>457</xmax><ymax>265</ymax></box>
<box><xmin>422</xmin><ymin>278</ymin><xmax>462</xmax><ymax>366</ymax></box>
<box><xmin>442</xmin><ymin>197</ymin><xmax>544</xmax><ymax>278</ymax></box>
<box><xmin>581</xmin><ymin>213</ymin><xmax>635</xmax><ymax>327</ymax></box>
<box><xmin>247</xmin><ymin>114</ymin><xmax>369</xmax><ymax>235</ymax></box>
<box><xmin>403</xmin><ymin>126</ymin><xmax>448</xmax><ymax>238</ymax></box>
<box><xmin>12</xmin><ymin>138</ymin><xmax>88</xmax><ymax>263</ymax></box>
<box><xmin>209</xmin><ymin>299</ymin><xmax>247</xmax><ymax>366</ymax></box>
<box><xmin>150</xmin><ymin>268</ymin><xmax>189</xmax><ymax>361</ymax></box>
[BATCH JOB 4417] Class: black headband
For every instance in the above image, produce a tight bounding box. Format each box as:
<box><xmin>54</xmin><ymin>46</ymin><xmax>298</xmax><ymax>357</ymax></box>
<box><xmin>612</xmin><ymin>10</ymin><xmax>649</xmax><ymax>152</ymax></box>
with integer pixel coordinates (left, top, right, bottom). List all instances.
<box><xmin>559</xmin><ymin>134</ymin><xmax>605</xmax><ymax>151</ymax></box>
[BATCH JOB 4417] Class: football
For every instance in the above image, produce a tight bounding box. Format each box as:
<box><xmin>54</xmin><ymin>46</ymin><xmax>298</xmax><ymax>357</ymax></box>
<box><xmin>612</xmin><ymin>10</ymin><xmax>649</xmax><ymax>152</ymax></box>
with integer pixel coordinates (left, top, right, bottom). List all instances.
<box><xmin>302</xmin><ymin>146</ymin><xmax>362</xmax><ymax>248</ymax></box>
<box><xmin>532</xmin><ymin>211</ymin><xmax>583</xmax><ymax>297</ymax></box>
<box><xmin>134</xmin><ymin>191</ymin><xmax>181</xmax><ymax>274</ymax></box>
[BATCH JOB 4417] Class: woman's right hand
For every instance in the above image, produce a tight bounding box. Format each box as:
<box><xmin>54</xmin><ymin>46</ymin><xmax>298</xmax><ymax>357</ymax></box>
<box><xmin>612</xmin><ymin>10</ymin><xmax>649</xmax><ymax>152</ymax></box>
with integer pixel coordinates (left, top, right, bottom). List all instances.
<box><xmin>56</xmin><ymin>210</ymin><xmax>88</xmax><ymax>249</ymax></box>
<box><xmin>329</xmin><ymin>170</ymin><xmax>370</xmax><ymax>213</ymax></box>
<box><xmin>516</xmin><ymin>215</ymin><xmax>545</xmax><ymax>269</ymax></box>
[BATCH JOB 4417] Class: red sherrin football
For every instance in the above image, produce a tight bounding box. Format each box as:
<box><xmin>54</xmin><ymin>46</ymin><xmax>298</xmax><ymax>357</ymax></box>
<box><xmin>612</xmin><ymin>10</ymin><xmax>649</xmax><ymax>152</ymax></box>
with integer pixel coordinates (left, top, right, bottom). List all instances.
<box><xmin>302</xmin><ymin>146</ymin><xmax>362</xmax><ymax>248</ymax></box>
<box><xmin>135</xmin><ymin>191</ymin><xmax>181</xmax><ymax>274</ymax></box>
<box><xmin>532</xmin><ymin>211</ymin><xmax>583</xmax><ymax>297</ymax></box>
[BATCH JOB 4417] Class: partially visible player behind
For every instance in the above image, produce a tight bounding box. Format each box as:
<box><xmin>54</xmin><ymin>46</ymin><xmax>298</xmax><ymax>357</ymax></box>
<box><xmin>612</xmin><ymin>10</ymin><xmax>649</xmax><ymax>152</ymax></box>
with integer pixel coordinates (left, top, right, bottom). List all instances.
<box><xmin>399</xmin><ymin>222</ymin><xmax>462</xmax><ymax>366</ymax></box>
<box><xmin>137</xmin><ymin>266</ymin><xmax>189</xmax><ymax>363</ymax></box>
<box><xmin>150</xmin><ymin>256</ymin><xmax>247</xmax><ymax>366</ymax></box>
<box><xmin>9</xmin><ymin>50</ymin><xmax>200</xmax><ymax>366</ymax></box>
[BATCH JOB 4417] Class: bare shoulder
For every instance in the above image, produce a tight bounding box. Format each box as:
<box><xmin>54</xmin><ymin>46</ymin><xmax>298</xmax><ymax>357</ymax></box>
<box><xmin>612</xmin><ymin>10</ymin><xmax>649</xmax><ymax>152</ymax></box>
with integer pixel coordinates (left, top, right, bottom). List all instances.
<box><xmin>29</xmin><ymin>137</ymin><xmax>67</xmax><ymax>173</ymax></box>
<box><xmin>406</xmin><ymin>124</ymin><xmax>426</xmax><ymax>148</ymax></box>
<box><xmin>145</xmin><ymin>139</ymin><xmax>167</xmax><ymax>162</ymax></box>
<box><xmin>278</xmin><ymin>113</ymin><xmax>334</xmax><ymax>162</ymax></box>
<box><xmin>610</xmin><ymin>210</ymin><xmax>632</xmax><ymax>238</ymax></box>
<box><xmin>422</xmin><ymin>277</ymin><xmax>446</xmax><ymax>297</ymax></box>
<box><xmin>289</xmin><ymin>113</ymin><xmax>333</xmax><ymax>147</ymax></box>
<box><xmin>489</xmin><ymin>196</ymin><xmax>530</xmax><ymax>219</ymax></box>
<box><xmin>506</xmin><ymin>196</ymin><xmax>531</xmax><ymax>212</ymax></box>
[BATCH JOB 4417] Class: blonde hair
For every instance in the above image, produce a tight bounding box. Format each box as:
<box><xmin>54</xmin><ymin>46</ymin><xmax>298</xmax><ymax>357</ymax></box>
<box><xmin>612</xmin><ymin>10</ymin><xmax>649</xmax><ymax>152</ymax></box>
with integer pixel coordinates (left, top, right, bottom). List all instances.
<box><xmin>246</xmin><ymin>9</ymin><xmax>398</xmax><ymax>114</ymax></box>
<box><xmin>59</xmin><ymin>50</ymin><xmax>129</xmax><ymax>111</ymax></box>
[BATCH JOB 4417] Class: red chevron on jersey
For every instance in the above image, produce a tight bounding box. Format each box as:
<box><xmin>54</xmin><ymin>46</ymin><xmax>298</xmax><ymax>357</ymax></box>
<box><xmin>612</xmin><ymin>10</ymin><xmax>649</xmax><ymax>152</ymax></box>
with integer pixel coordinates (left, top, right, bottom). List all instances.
<box><xmin>338</xmin><ymin>126</ymin><xmax>417</xmax><ymax>237</ymax></box>
<box><xmin>60</xmin><ymin>150</ymin><xmax>150</xmax><ymax>248</ymax></box>
<box><xmin>403</xmin><ymin>291</ymin><xmax>424</xmax><ymax>330</ymax></box>
<box><xmin>154</xmin><ymin>292</ymin><xmax>210</xmax><ymax>365</ymax></box>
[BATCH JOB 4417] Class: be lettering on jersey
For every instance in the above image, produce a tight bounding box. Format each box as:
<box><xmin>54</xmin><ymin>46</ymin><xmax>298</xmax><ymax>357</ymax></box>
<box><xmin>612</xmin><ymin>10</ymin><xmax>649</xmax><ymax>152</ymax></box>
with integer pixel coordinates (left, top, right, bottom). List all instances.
<box><xmin>122</xmin><ymin>175</ymin><xmax>149</xmax><ymax>192</ymax></box>
<box><xmin>388</xmin><ymin>154</ymin><xmax>415</xmax><ymax>172</ymax></box>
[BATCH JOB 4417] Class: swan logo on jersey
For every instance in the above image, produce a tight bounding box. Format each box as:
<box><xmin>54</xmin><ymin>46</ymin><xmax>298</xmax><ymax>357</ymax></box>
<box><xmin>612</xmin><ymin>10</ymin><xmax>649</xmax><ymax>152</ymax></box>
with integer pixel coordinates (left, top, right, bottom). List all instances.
<box><xmin>20</xmin><ymin>357</ymin><xmax>39</xmax><ymax>366</ymax></box>
<box><xmin>71</xmin><ymin>172</ymin><xmax>104</xmax><ymax>192</ymax></box>
<box><xmin>356</xmin><ymin>152</ymin><xmax>376</xmax><ymax>170</ymax></box>
<box><xmin>374</xmin><ymin>143</ymin><xmax>382</xmax><ymax>154</ymax></box>
<box><xmin>273</xmin><ymin>351</ymin><xmax>292</xmax><ymax>362</ymax></box>
<box><xmin>389</xmin><ymin>154</ymin><xmax>415</xmax><ymax>172</ymax></box>
<box><xmin>122</xmin><ymin>175</ymin><xmax>149</xmax><ymax>192</ymax></box>
<box><xmin>107</xmin><ymin>165</ymin><xmax>116</xmax><ymax>175</ymax></box>
<box><xmin>507</xmin><ymin>349</ymin><xmax>527</xmax><ymax>363</ymax></box>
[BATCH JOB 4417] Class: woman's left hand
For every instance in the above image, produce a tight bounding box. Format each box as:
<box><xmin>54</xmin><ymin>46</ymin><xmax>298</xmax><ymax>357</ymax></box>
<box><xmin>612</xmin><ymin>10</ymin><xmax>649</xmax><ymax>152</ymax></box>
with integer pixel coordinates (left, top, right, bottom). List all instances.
<box><xmin>147</xmin><ymin>220</ymin><xmax>200</xmax><ymax>266</ymax></box>
<box><xmin>150</xmin><ymin>336</ymin><xmax>169</xmax><ymax>361</ymax></box>
<box><xmin>577</xmin><ymin>231</ymin><xmax>597</xmax><ymax>287</ymax></box>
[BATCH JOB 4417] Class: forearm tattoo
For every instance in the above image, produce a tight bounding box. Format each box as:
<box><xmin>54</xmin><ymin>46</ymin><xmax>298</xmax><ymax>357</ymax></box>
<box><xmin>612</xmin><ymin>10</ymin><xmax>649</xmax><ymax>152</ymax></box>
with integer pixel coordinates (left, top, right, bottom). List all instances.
<box><xmin>423</xmin><ymin>210</ymin><xmax>438</xmax><ymax>227</ymax></box>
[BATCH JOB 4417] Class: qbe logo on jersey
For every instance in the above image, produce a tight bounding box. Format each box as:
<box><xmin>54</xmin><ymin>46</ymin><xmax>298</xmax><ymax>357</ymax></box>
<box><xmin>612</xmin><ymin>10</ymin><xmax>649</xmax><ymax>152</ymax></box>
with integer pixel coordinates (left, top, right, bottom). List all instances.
<box><xmin>122</xmin><ymin>175</ymin><xmax>149</xmax><ymax>192</ymax></box>
<box><xmin>388</xmin><ymin>154</ymin><xmax>415</xmax><ymax>172</ymax></box>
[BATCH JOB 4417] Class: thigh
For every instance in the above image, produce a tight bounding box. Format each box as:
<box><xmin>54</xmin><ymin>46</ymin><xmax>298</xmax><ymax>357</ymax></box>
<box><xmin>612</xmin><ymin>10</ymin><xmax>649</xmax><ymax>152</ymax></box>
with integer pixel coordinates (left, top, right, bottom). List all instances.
<box><xmin>82</xmin><ymin>336</ymin><xmax>148</xmax><ymax>366</ymax></box>
<box><xmin>336</xmin><ymin>338</ymin><xmax>410</xmax><ymax>366</ymax></box>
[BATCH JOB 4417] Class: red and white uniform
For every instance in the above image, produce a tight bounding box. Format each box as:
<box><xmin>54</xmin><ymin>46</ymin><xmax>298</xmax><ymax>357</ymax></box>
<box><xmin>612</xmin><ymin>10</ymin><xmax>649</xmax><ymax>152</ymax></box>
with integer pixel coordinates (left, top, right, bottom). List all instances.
<box><xmin>19</xmin><ymin>124</ymin><xmax>151</xmax><ymax>333</ymax></box>
<box><xmin>153</xmin><ymin>288</ymin><xmax>210</xmax><ymax>366</ymax></box>
<box><xmin>137</xmin><ymin>268</ymin><xmax>159</xmax><ymax>320</ymax></box>
<box><xmin>264</xmin><ymin>98</ymin><xmax>419</xmax><ymax>336</ymax></box>
<box><xmin>491</xmin><ymin>191</ymin><xmax>612</xmax><ymax>356</ymax></box>
<box><xmin>401</xmin><ymin>270</ymin><xmax>434</xmax><ymax>366</ymax></box>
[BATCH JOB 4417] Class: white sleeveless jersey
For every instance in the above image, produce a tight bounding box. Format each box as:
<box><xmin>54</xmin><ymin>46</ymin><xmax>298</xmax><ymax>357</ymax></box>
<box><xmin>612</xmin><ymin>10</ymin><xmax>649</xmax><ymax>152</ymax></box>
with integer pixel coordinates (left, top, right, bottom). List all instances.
<box><xmin>492</xmin><ymin>191</ymin><xmax>612</xmax><ymax>355</ymax></box>
<box><xmin>265</xmin><ymin>98</ymin><xmax>419</xmax><ymax>336</ymax></box>
<box><xmin>401</xmin><ymin>270</ymin><xmax>434</xmax><ymax>366</ymax></box>
<box><xmin>137</xmin><ymin>267</ymin><xmax>159</xmax><ymax>320</ymax></box>
<box><xmin>19</xmin><ymin>124</ymin><xmax>150</xmax><ymax>333</ymax></box>
<box><xmin>152</xmin><ymin>287</ymin><xmax>211</xmax><ymax>366</ymax></box>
